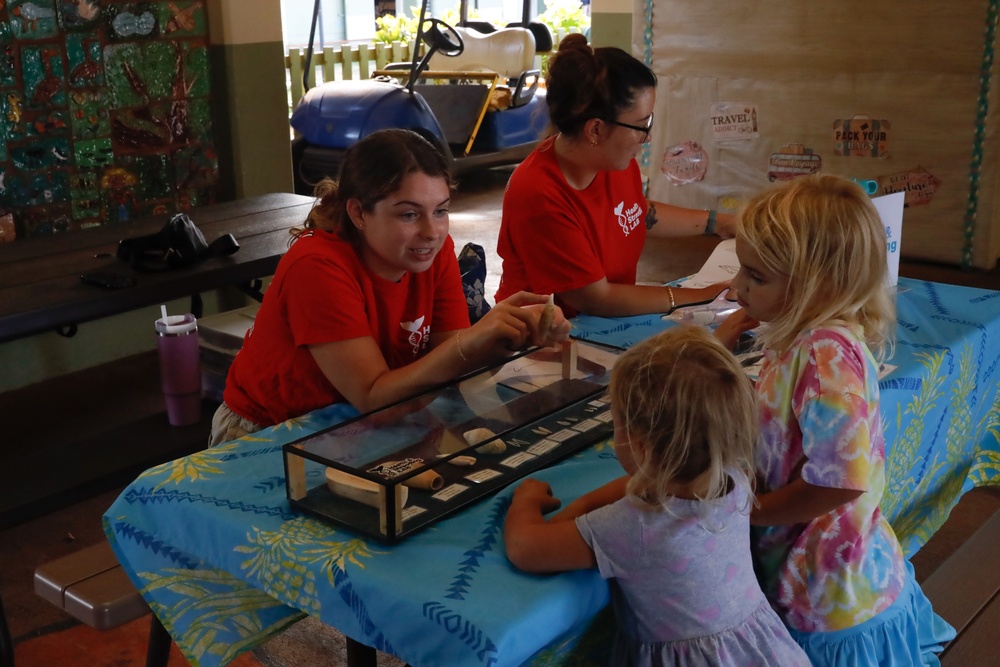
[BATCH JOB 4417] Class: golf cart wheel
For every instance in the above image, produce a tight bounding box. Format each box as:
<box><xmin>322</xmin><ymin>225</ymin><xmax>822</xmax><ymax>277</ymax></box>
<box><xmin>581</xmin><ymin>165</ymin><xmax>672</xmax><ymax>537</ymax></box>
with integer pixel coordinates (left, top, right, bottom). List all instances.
<box><xmin>292</xmin><ymin>137</ymin><xmax>346</xmax><ymax>196</ymax></box>
<box><xmin>291</xmin><ymin>136</ymin><xmax>315</xmax><ymax>196</ymax></box>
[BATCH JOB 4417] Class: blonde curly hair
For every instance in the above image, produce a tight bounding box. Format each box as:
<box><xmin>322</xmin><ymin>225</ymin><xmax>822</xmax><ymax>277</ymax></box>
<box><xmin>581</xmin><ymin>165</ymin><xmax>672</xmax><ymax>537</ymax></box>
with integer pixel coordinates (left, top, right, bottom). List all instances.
<box><xmin>609</xmin><ymin>325</ymin><xmax>757</xmax><ymax>505</ymax></box>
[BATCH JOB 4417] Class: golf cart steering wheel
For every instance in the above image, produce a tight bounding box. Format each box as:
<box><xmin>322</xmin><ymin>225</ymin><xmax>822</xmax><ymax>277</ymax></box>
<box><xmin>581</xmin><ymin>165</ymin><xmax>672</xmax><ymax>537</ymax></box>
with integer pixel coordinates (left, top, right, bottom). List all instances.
<box><xmin>421</xmin><ymin>18</ymin><xmax>464</xmax><ymax>57</ymax></box>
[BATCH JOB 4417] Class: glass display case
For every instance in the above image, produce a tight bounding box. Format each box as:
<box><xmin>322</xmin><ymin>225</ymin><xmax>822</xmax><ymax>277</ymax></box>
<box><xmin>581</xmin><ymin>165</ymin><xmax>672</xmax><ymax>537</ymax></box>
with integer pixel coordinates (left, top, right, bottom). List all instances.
<box><xmin>283</xmin><ymin>339</ymin><xmax>622</xmax><ymax>542</ymax></box>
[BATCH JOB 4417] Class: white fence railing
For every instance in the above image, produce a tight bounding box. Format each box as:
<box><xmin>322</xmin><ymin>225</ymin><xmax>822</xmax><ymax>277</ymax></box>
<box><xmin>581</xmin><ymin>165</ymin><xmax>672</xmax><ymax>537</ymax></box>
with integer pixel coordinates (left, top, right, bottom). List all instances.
<box><xmin>284</xmin><ymin>30</ymin><xmax>573</xmax><ymax>109</ymax></box>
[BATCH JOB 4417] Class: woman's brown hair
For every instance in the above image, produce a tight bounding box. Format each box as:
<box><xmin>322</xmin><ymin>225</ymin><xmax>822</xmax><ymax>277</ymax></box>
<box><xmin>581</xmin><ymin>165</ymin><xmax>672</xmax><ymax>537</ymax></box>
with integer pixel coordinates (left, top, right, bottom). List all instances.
<box><xmin>543</xmin><ymin>33</ymin><xmax>657</xmax><ymax>138</ymax></box>
<box><xmin>291</xmin><ymin>129</ymin><xmax>454</xmax><ymax>244</ymax></box>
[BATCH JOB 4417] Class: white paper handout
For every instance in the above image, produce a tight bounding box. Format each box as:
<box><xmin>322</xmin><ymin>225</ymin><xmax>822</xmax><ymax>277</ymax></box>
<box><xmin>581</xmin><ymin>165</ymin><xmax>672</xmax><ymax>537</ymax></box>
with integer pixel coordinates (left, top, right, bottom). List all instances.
<box><xmin>676</xmin><ymin>238</ymin><xmax>738</xmax><ymax>288</ymax></box>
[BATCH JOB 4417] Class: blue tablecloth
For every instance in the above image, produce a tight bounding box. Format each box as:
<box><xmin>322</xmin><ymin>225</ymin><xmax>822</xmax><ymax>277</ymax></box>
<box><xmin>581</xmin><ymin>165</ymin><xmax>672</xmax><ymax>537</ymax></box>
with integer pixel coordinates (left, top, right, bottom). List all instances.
<box><xmin>104</xmin><ymin>277</ymin><xmax>1000</xmax><ymax>667</ymax></box>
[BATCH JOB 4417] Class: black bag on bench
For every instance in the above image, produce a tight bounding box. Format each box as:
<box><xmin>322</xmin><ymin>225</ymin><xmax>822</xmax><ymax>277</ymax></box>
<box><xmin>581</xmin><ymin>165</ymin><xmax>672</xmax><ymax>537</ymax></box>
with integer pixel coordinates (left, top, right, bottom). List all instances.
<box><xmin>117</xmin><ymin>213</ymin><xmax>240</xmax><ymax>272</ymax></box>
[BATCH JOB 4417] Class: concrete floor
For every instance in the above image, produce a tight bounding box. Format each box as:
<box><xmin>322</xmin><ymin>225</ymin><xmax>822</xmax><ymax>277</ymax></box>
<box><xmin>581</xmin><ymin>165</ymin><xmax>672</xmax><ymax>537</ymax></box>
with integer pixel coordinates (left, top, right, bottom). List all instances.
<box><xmin>3</xmin><ymin>166</ymin><xmax>1000</xmax><ymax>664</ymax></box>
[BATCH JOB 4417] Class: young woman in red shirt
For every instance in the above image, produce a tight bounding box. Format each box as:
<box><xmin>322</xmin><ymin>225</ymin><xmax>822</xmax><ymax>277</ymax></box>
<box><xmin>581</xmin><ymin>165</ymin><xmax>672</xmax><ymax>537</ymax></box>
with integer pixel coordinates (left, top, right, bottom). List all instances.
<box><xmin>211</xmin><ymin>129</ymin><xmax>570</xmax><ymax>446</ymax></box>
<box><xmin>496</xmin><ymin>34</ymin><xmax>733</xmax><ymax>318</ymax></box>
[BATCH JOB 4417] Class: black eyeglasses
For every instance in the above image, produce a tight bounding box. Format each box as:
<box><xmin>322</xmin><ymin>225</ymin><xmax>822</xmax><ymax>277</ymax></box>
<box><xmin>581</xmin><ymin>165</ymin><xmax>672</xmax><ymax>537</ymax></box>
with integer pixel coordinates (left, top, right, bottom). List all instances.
<box><xmin>607</xmin><ymin>113</ymin><xmax>654</xmax><ymax>142</ymax></box>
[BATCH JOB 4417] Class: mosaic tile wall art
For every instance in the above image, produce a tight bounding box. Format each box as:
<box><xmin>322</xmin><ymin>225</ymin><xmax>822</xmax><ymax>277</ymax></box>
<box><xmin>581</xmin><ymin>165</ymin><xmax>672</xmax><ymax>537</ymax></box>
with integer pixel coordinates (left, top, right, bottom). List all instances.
<box><xmin>0</xmin><ymin>0</ymin><xmax>218</xmax><ymax>240</ymax></box>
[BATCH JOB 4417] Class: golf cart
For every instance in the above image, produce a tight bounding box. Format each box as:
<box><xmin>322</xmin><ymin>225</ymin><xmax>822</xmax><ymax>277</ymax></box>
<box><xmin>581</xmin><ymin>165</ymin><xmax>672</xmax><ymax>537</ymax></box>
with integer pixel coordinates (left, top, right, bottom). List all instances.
<box><xmin>289</xmin><ymin>0</ymin><xmax>552</xmax><ymax>195</ymax></box>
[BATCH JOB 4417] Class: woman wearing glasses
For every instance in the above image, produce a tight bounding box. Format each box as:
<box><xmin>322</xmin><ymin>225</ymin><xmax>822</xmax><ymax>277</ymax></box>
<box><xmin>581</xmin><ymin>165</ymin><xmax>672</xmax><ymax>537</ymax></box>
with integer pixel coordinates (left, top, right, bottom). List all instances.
<box><xmin>495</xmin><ymin>34</ymin><xmax>734</xmax><ymax>318</ymax></box>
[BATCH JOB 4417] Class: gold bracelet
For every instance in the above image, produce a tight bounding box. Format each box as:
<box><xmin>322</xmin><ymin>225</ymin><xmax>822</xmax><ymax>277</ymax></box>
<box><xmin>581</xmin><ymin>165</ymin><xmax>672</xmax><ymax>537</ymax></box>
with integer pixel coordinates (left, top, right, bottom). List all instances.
<box><xmin>456</xmin><ymin>331</ymin><xmax>469</xmax><ymax>362</ymax></box>
<box><xmin>666</xmin><ymin>286</ymin><xmax>676</xmax><ymax>312</ymax></box>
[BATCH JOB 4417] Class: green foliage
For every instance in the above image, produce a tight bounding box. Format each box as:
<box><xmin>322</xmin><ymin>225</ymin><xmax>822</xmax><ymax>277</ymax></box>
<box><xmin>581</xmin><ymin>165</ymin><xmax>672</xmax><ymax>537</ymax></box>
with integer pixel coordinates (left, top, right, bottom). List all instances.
<box><xmin>537</xmin><ymin>0</ymin><xmax>591</xmax><ymax>40</ymax></box>
<box><xmin>374</xmin><ymin>5</ymin><xmax>418</xmax><ymax>44</ymax></box>
<box><xmin>374</xmin><ymin>4</ymin><xmax>484</xmax><ymax>44</ymax></box>
<box><xmin>373</xmin><ymin>0</ymin><xmax>589</xmax><ymax>46</ymax></box>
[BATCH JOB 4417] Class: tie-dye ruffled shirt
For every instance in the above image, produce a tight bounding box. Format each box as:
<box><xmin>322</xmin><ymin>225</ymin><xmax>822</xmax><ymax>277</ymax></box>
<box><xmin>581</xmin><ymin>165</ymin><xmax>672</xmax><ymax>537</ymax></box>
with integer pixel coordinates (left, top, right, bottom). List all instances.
<box><xmin>752</xmin><ymin>326</ymin><xmax>906</xmax><ymax>632</ymax></box>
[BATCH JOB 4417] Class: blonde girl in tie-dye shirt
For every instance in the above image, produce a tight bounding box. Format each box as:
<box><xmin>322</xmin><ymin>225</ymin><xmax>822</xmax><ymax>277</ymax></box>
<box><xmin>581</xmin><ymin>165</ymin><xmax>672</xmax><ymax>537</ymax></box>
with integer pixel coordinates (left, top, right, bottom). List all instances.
<box><xmin>716</xmin><ymin>174</ymin><xmax>955</xmax><ymax>666</ymax></box>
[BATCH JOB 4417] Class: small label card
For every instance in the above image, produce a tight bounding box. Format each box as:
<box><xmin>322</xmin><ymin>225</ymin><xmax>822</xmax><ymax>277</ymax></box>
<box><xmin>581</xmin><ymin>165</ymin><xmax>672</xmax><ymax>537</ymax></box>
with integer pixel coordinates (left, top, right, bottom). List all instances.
<box><xmin>571</xmin><ymin>418</ymin><xmax>602</xmax><ymax>432</ymax></box>
<box><xmin>527</xmin><ymin>439</ymin><xmax>561</xmax><ymax>456</ymax></box>
<box><xmin>402</xmin><ymin>506</ymin><xmax>427</xmax><ymax>521</ymax></box>
<box><xmin>501</xmin><ymin>452</ymin><xmax>537</xmax><ymax>468</ymax></box>
<box><xmin>433</xmin><ymin>484</ymin><xmax>469</xmax><ymax>502</ymax></box>
<box><xmin>466</xmin><ymin>469</ymin><xmax>503</xmax><ymax>483</ymax></box>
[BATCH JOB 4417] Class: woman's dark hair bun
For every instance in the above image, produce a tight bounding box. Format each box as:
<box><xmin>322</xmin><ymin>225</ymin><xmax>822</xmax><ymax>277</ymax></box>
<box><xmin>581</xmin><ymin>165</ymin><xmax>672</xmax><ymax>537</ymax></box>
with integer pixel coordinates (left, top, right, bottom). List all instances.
<box><xmin>557</xmin><ymin>32</ymin><xmax>590</xmax><ymax>54</ymax></box>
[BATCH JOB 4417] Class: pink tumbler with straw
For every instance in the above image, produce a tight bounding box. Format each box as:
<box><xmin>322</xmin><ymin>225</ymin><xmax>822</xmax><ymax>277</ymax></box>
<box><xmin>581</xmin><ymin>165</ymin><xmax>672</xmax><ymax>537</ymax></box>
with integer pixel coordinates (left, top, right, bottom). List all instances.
<box><xmin>155</xmin><ymin>308</ymin><xmax>202</xmax><ymax>426</ymax></box>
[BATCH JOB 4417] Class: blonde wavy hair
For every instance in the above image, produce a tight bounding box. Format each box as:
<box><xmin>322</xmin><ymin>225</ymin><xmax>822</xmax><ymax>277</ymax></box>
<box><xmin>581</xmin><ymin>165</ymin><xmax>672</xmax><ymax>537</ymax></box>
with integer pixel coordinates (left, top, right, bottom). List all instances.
<box><xmin>739</xmin><ymin>174</ymin><xmax>894</xmax><ymax>359</ymax></box>
<box><xmin>609</xmin><ymin>325</ymin><xmax>757</xmax><ymax>505</ymax></box>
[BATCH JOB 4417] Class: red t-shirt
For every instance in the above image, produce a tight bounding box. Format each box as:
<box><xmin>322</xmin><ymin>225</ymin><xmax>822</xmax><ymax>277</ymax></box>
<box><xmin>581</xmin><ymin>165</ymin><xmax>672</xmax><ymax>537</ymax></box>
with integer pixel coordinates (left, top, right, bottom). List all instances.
<box><xmin>495</xmin><ymin>137</ymin><xmax>647</xmax><ymax>317</ymax></box>
<box><xmin>224</xmin><ymin>230</ymin><xmax>470</xmax><ymax>426</ymax></box>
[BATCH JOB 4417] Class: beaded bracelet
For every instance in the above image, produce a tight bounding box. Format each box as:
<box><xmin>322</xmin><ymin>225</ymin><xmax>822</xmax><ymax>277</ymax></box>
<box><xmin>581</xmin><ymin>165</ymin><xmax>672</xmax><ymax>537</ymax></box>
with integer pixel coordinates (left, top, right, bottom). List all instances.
<box><xmin>704</xmin><ymin>209</ymin><xmax>717</xmax><ymax>236</ymax></box>
<box><xmin>456</xmin><ymin>331</ymin><xmax>469</xmax><ymax>362</ymax></box>
<box><xmin>666</xmin><ymin>286</ymin><xmax>676</xmax><ymax>312</ymax></box>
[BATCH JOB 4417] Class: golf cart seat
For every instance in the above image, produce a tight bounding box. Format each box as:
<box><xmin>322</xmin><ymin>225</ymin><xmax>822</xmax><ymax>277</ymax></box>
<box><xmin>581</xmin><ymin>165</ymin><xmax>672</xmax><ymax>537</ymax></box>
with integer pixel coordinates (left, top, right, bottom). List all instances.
<box><xmin>505</xmin><ymin>21</ymin><xmax>553</xmax><ymax>53</ymax></box>
<box><xmin>429</xmin><ymin>26</ymin><xmax>541</xmax><ymax>108</ymax></box>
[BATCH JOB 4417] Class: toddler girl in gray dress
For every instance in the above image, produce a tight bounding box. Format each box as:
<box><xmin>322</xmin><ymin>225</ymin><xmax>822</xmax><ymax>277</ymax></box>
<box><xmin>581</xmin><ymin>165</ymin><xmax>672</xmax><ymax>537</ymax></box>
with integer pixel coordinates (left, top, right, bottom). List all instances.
<box><xmin>505</xmin><ymin>325</ymin><xmax>808</xmax><ymax>666</ymax></box>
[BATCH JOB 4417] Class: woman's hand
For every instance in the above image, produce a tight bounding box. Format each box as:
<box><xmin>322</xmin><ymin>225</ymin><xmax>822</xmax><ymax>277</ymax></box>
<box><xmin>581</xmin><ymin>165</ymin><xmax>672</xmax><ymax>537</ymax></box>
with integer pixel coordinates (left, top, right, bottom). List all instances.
<box><xmin>672</xmin><ymin>281</ymin><xmax>731</xmax><ymax>309</ymax></box>
<box><xmin>462</xmin><ymin>291</ymin><xmax>571</xmax><ymax>359</ymax></box>
<box><xmin>714</xmin><ymin>308</ymin><xmax>759</xmax><ymax>349</ymax></box>
<box><xmin>715</xmin><ymin>211</ymin><xmax>738</xmax><ymax>239</ymax></box>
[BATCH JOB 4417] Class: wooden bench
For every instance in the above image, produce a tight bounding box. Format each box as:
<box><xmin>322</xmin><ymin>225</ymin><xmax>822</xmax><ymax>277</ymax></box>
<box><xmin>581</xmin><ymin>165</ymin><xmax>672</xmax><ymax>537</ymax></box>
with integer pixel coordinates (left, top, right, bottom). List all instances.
<box><xmin>32</xmin><ymin>539</ymin><xmax>378</xmax><ymax>667</ymax></box>
<box><xmin>34</xmin><ymin>541</ymin><xmax>147</xmax><ymax>631</ymax></box>
<box><xmin>0</xmin><ymin>193</ymin><xmax>311</xmax><ymax>529</ymax></box>
<box><xmin>33</xmin><ymin>541</ymin><xmax>173</xmax><ymax>667</ymax></box>
<box><xmin>0</xmin><ymin>352</ymin><xmax>220</xmax><ymax>530</ymax></box>
<box><xmin>922</xmin><ymin>507</ymin><xmax>1000</xmax><ymax>664</ymax></box>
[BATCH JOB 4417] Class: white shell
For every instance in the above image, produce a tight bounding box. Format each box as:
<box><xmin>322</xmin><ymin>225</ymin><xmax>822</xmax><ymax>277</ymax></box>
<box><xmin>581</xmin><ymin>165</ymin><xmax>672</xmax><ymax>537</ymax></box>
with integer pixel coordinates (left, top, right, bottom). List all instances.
<box><xmin>463</xmin><ymin>427</ymin><xmax>506</xmax><ymax>454</ymax></box>
<box><xmin>325</xmin><ymin>467</ymin><xmax>408</xmax><ymax>507</ymax></box>
<box><xmin>443</xmin><ymin>455</ymin><xmax>477</xmax><ymax>467</ymax></box>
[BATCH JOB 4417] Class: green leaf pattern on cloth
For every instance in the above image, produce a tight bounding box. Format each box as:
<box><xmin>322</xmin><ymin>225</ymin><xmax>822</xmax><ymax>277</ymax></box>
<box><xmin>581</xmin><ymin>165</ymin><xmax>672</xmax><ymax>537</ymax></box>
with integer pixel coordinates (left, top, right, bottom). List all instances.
<box><xmin>885</xmin><ymin>345</ymin><xmax>1000</xmax><ymax>555</ymax></box>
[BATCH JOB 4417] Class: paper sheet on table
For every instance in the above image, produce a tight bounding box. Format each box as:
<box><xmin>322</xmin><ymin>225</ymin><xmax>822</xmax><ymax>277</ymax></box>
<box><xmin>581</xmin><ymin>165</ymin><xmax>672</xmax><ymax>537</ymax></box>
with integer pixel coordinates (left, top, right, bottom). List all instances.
<box><xmin>491</xmin><ymin>345</ymin><xmax>621</xmax><ymax>393</ymax></box>
<box><xmin>677</xmin><ymin>238</ymin><xmax>739</xmax><ymax>288</ymax></box>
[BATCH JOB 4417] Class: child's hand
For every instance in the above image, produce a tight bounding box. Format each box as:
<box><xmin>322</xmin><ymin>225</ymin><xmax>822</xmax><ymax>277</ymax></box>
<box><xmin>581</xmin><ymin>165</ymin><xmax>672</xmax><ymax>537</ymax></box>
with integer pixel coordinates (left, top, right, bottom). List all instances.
<box><xmin>511</xmin><ymin>478</ymin><xmax>562</xmax><ymax>515</ymax></box>
<box><xmin>504</xmin><ymin>478</ymin><xmax>597</xmax><ymax>573</ymax></box>
<box><xmin>715</xmin><ymin>308</ymin><xmax>759</xmax><ymax>349</ymax></box>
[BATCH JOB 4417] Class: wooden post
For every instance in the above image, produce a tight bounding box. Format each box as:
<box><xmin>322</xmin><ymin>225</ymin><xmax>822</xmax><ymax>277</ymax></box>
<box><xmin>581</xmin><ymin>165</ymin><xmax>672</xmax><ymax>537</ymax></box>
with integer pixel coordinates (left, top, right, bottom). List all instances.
<box><xmin>359</xmin><ymin>44</ymin><xmax>371</xmax><ymax>79</ymax></box>
<box><xmin>561</xmin><ymin>340</ymin><xmax>578</xmax><ymax>380</ymax></box>
<box><xmin>287</xmin><ymin>48</ymin><xmax>304</xmax><ymax>108</ymax></box>
<box><xmin>340</xmin><ymin>46</ymin><xmax>353</xmax><ymax>81</ymax></box>
<box><xmin>286</xmin><ymin>446</ymin><xmax>307</xmax><ymax>501</ymax></box>
<box><xmin>322</xmin><ymin>46</ymin><xmax>336</xmax><ymax>83</ymax></box>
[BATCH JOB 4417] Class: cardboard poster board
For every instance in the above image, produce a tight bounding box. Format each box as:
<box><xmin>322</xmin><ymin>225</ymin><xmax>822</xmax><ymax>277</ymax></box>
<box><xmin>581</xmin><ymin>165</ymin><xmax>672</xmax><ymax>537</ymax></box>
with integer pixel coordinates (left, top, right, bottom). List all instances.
<box><xmin>636</xmin><ymin>0</ymin><xmax>1000</xmax><ymax>269</ymax></box>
